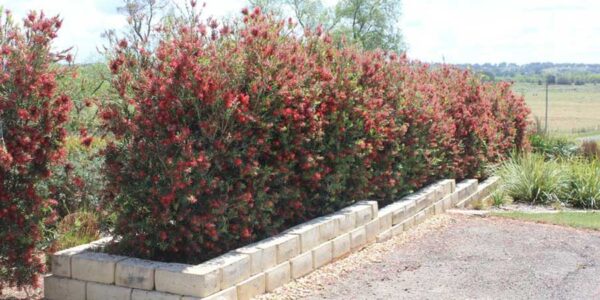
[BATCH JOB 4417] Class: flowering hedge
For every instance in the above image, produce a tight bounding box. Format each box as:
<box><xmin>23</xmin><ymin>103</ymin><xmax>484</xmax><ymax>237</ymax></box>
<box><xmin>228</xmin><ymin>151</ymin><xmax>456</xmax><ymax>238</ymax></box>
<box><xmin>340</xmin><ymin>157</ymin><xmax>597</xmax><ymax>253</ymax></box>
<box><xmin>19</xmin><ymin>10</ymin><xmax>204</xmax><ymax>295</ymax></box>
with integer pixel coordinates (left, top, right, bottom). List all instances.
<box><xmin>0</xmin><ymin>11</ymin><xmax>72</xmax><ymax>290</ymax></box>
<box><xmin>103</xmin><ymin>8</ymin><xmax>529</xmax><ymax>263</ymax></box>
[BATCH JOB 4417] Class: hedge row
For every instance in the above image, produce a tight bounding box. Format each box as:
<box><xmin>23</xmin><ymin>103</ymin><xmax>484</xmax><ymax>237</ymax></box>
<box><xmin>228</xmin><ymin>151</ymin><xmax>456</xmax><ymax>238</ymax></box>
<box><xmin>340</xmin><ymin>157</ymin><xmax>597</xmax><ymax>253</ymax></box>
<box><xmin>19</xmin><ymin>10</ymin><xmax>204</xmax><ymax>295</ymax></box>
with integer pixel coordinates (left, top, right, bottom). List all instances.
<box><xmin>0</xmin><ymin>12</ymin><xmax>72</xmax><ymax>289</ymax></box>
<box><xmin>102</xmin><ymin>8</ymin><xmax>529</xmax><ymax>264</ymax></box>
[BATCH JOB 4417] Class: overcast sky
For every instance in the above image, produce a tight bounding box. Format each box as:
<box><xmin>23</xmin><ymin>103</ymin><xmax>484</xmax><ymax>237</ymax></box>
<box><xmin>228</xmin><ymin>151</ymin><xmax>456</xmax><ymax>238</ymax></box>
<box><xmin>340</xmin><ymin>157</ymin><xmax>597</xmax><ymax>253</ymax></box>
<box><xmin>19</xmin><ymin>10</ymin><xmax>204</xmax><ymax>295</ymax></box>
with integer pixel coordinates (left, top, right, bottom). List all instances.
<box><xmin>3</xmin><ymin>0</ymin><xmax>600</xmax><ymax>64</ymax></box>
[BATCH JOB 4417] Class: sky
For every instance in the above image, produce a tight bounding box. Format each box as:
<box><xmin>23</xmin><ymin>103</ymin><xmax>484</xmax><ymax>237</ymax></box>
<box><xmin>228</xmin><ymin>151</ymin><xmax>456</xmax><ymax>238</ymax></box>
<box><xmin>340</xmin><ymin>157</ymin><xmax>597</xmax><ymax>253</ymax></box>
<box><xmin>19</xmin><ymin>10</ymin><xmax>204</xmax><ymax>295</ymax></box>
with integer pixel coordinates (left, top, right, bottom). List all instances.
<box><xmin>2</xmin><ymin>0</ymin><xmax>600</xmax><ymax>64</ymax></box>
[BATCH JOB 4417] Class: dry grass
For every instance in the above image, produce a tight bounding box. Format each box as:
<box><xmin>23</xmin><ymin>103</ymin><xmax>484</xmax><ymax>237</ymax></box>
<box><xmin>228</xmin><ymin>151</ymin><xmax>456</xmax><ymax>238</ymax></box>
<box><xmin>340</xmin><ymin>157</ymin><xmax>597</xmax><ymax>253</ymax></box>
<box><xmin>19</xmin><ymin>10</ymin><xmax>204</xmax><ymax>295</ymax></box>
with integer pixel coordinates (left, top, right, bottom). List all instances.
<box><xmin>512</xmin><ymin>83</ymin><xmax>600</xmax><ymax>134</ymax></box>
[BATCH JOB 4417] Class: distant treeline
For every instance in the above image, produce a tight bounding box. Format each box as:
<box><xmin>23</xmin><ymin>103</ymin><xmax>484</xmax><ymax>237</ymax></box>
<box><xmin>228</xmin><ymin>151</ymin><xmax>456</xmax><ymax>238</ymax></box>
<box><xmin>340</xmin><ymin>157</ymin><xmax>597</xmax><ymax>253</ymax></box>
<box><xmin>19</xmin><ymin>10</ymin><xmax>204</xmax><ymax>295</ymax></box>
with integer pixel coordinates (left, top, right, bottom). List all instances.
<box><xmin>453</xmin><ymin>62</ymin><xmax>600</xmax><ymax>85</ymax></box>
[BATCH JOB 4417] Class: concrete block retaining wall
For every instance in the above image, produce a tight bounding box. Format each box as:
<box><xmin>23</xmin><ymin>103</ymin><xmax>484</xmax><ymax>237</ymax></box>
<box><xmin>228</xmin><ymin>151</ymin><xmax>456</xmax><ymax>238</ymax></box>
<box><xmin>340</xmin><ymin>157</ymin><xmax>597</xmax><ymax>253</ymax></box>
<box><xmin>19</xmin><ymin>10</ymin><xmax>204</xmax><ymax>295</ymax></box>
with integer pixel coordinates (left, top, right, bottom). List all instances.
<box><xmin>45</xmin><ymin>177</ymin><xmax>499</xmax><ymax>300</ymax></box>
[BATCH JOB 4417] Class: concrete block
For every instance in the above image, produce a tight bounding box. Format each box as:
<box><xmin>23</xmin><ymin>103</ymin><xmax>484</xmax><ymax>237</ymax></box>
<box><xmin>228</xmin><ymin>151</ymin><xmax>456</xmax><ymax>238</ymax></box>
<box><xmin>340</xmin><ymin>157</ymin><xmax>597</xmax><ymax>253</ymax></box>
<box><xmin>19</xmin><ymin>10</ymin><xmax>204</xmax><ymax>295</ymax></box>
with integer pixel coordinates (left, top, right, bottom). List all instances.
<box><xmin>290</xmin><ymin>251</ymin><xmax>313</xmax><ymax>279</ymax></box>
<box><xmin>71</xmin><ymin>252</ymin><xmax>127</xmax><ymax>284</ymax></box>
<box><xmin>392</xmin><ymin>220</ymin><xmax>407</xmax><ymax>236</ymax></box>
<box><xmin>356</xmin><ymin>200</ymin><xmax>379</xmax><ymax>218</ymax></box>
<box><xmin>207</xmin><ymin>251</ymin><xmax>251</xmax><ymax>289</ymax></box>
<box><xmin>349</xmin><ymin>226</ymin><xmax>367</xmax><ymax>251</ymax></box>
<box><xmin>391</xmin><ymin>205</ymin><xmax>407</xmax><ymax>225</ymax></box>
<box><xmin>116</xmin><ymin>258</ymin><xmax>164</xmax><ymax>290</ymax></box>
<box><xmin>155</xmin><ymin>262</ymin><xmax>220</xmax><ymax>298</ymax></box>
<box><xmin>87</xmin><ymin>282</ymin><xmax>132</xmax><ymax>300</ymax></box>
<box><xmin>425</xmin><ymin>205</ymin><xmax>435</xmax><ymax>216</ymax></box>
<box><xmin>331</xmin><ymin>233</ymin><xmax>351</xmax><ymax>259</ymax></box>
<box><xmin>286</xmin><ymin>221</ymin><xmax>321</xmax><ymax>253</ymax></box>
<box><xmin>50</xmin><ymin>237</ymin><xmax>112</xmax><ymax>278</ymax></box>
<box><xmin>44</xmin><ymin>275</ymin><xmax>86</xmax><ymax>300</ymax></box>
<box><xmin>236</xmin><ymin>273</ymin><xmax>265</xmax><ymax>300</ymax></box>
<box><xmin>192</xmin><ymin>286</ymin><xmax>238</xmax><ymax>300</ymax></box>
<box><xmin>403</xmin><ymin>215</ymin><xmax>416</xmax><ymax>231</ymax></box>
<box><xmin>256</xmin><ymin>235</ymin><xmax>299</xmax><ymax>265</ymax></box>
<box><xmin>442</xmin><ymin>194</ymin><xmax>453</xmax><ymax>210</ymax></box>
<box><xmin>312</xmin><ymin>241</ymin><xmax>333</xmax><ymax>269</ymax></box>
<box><xmin>265</xmin><ymin>262</ymin><xmax>290</xmax><ymax>292</ymax></box>
<box><xmin>434</xmin><ymin>200</ymin><xmax>444</xmax><ymax>215</ymax></box>
<box><xmin>132</xmin><ymin>289</ymin><xmax>182</xmax><ymax>300</ymax></box>
<box><xmin>414</xmin><ymin>211</ymin><xmax>427</xmax><ymax>225</ymax></box>
<box><xmin>352</xmin><ymin>204</ymin><xmax>374</xmax><ymax>226</ymax></box>
<box><xmin>316</xmin><ymin>216</ymin><xmax>337</xmax><ymax>243</ymax></box>
<box><xmin>364</xmin><ymin>218</ymin><xmax>379</xmax><ymax>243</ymax></box>
<box><xmin>377</xmin><ymin>208</ymin><xmax>393</xmax><ymax>232</ymax></box>
<box><xmin>276</xmin><ymin>235</ymin><xmax>300</xmax><ymax>263</ymax></box>
<box><xmin>376</xmin><ymin>228</ymin><xmax>392</xmax><ymax>243</ymax></box>
<box><xmin>331</xmin><ymin>211</ymin><xmax>356</xmax><ymax>234</ymax></box>
<box><xmin>236</xmin><ymin>242</ymin><xmax>273</xmax><ymax>275</ymax></box>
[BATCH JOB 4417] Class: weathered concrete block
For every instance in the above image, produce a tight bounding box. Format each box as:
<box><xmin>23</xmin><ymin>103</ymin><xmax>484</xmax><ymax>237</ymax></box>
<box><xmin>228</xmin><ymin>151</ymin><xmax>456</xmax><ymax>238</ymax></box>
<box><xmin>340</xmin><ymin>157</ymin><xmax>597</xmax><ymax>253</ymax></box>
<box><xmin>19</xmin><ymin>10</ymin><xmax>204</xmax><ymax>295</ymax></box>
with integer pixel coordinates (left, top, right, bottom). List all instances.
<box><xmin>87</xmin><ymin>282</ymin><xmax>132</xmax><ymax>300</ymax></box>
<box><xmin>390</xmin><ymin>222</ymin><xmax>404</xmax><ymax>236</ymax></box>
<box><xmin>275</xmin><ymin>235</ymin><xmax>300</xmax><ymax>263</ymax></box>
<box><xmin>236</xmin><ymin>242</ymin><xmax>273</xmax><ymax>275</ymax></box>
<box><xmin>352</xmin><ymin>204</ymin><xmax>374</xmax><ymax>226</ymax></box>
<box><xmin>116</xmin><ymin>258</ymin><xmax>163</xmax><ymax>290</ymax></box>
<box><xmin>155</xmin><ymin>262</ymin><xmax>220</xmax><ymax>298</ymax></box>
<box><xmin>236</xmin><ymin>273</ymin><xmax>265</xmax><ymax>300</ymax></box>
<box><xmin>71</xmin><ymin>252</ymin><xmax>126</xmax><ymax>284</ymax></box>
<box><xmin>331</xmin><ymin>211</ymin><xmax>356</xmax><ymax>234</ymax></box>
<box><xmin>290</xmin><ymin>251</ymin><xmax>313</xmax><ymax>279</ymax></box>
<box><xmin>391</xmin><ymin>204</ymin><xmax>407</xmax><ymax>225</ymax></box>
<box><xmin>425</xmin><ymin>205</ymin><xmax>435</xmax><ymax>216</ymax></box>
<box><xmin>312</xmin><ymin>241</ymin><xmax>333</xmax><ymax>269</ymax></box>
<box><xmin>265</xmin><ymin>262</ymin><xmax>290</xmax><ymax>292</ymax></box>
<box><xmin>376</xmin><ymin>228</ymin><xmax>392</xmax><ymax>243</ymax></box>
<box><xmin>403</xmin><ymin>215</ymin><xmax>416</xmax><ymax>231</ymax></box>
<box><xmin>364</xmin><ymin>218</ymin><xmax>379</xmax><ymax>243</ymax></box>
<box><xmin>435</xmin><ymin>179</ymin><xmax>455</xmax><ymax>200</ymax></box>
<box><xmin>331</xmin><ymin>233</ymin><xmax>351</xmax><ymax>259</ymax></box>
<box><xmin>414</xmin><ymin>211</ymin><xmax>427</xmax><ymax>225</ymax></box>
<box><xmin>442</xmin><ymin>194</ymin><xmax>453</xmax><ymax>210</ymax></box>
<box><xmin>286</xmin><ymin>221</ymin><xmax>320</xmax><ymax>253</ymax></box>
<box><xmin>208</xmin><ymin>252</ymin><xmax>251</xmax><ymax>289</ymax></box>
<box><xmin>50</xmin><ymin>237</ymin><xmax>112</xmax><ymax>278</ymax></box>
<box><xmin>256</xmin><ymin>234</ymin><xmax>300</xmax><ymax>265</ymax></box>
<box><xmin>44</xmin><ymin>275</ymin><xmax>86</xmax><ymax>300</ymax></box>
<box><xmin>456</xmin><ymin>179</ymin><xmax>478</xmax><ymax>201</ymax></box>
<box><xmin>434</xmin><ymin>200</ymin><xmax>444</xmax><ymax>215</ymax></box>
<box><xmin>349</xmin><ymin>226</ymin><xmax>367</xmax><ymax>251</ymax></box>
<box><xmin>377</xmin><ymin>207</ymin><xmax>393</xmax><ymax>232</ymax></box>
<box><xmin>186</xmin><ymin>286</ymin><xmax>237</xmax><ymax>300</ymax></box>
<box><xmin>356</xmin><ymin>200</ymin><xmax>379</xmax><ymax>218</ymax></box>
<box><xmin>316</xmin><ymin>216</ymin><xmax>337</xmax><ymax>243</ymax></box>
<box><xmin>132</xmin><ymin>289</ymin><xmax>182</xmax><ymax>300</ymax></box>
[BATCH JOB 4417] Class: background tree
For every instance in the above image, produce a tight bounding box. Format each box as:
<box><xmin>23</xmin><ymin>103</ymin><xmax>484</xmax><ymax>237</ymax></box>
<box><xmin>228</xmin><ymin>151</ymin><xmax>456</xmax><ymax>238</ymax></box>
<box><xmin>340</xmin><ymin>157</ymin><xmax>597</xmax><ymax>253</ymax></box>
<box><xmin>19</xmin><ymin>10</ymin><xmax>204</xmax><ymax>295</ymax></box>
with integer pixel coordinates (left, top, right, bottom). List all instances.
<box><xmin>248</xmin><ymin>0</ymin><xmax>405</xmax><ymax>52</ymax></box>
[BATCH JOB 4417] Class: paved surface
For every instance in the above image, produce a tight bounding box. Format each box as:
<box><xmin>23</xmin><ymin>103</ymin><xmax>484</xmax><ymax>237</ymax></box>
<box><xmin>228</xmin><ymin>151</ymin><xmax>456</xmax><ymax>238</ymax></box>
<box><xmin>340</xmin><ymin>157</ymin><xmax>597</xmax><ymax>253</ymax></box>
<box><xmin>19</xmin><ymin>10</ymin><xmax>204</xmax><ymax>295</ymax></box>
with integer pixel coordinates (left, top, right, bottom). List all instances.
<box><xmin>261</xmin><ymin>214</ymin><xmax>600</xmax><ymax>300</ymax></box>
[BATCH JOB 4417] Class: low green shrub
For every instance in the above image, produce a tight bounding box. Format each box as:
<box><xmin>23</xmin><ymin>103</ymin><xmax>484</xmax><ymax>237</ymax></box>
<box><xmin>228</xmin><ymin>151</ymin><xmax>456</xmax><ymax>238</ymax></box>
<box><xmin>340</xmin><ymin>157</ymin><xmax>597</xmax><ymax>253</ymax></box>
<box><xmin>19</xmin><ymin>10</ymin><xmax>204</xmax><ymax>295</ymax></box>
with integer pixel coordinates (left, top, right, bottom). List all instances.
<box><xmin>528</xmin><ymin>134</ymin><xmax>578</xmax><ymax>159</ymax></box>
<box><xmin>566</xmin><ymin>158</ymin><xmax>600</xmax><ymax>209</ymax></box>
<box><xmin>494</xmin><ymin>153</ymin><xmax>568</xmax><ymax>204</ymax></box>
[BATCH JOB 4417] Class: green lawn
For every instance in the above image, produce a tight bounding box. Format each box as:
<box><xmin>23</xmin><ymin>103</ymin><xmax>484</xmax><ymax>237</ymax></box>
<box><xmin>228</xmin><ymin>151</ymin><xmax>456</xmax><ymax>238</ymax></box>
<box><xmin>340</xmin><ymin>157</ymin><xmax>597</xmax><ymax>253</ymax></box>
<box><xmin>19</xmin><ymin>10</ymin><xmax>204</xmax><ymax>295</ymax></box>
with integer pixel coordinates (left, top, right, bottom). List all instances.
<box><xmin>492</xmin><ymin>211</ymin><xmax>600</xmax><ymax>230</ymax></box>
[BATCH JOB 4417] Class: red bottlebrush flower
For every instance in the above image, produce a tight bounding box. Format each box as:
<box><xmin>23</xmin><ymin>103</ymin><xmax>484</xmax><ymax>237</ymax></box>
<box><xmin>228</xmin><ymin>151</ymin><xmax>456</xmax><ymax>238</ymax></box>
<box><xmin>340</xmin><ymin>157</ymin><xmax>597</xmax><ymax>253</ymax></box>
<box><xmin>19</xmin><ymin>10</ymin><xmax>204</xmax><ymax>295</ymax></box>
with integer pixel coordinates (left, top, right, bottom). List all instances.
<box><xmin>159</xmin><ymin>231</ymin><xmax>168</xmax><ymax>241</ymax></box>
<box><xmin>241</xmin><ymin>228</ymin><xmax>251</xmax><ymax>239</ymax></box>
<box><xmin>234</xmin><ymin>158</ymin><xmax>242</xmax><ymax>167</ymax></box>
<box><xmin>81</xmin><ymin>136</ymin><xmax>93</xmax><ymax>147</ymax></box>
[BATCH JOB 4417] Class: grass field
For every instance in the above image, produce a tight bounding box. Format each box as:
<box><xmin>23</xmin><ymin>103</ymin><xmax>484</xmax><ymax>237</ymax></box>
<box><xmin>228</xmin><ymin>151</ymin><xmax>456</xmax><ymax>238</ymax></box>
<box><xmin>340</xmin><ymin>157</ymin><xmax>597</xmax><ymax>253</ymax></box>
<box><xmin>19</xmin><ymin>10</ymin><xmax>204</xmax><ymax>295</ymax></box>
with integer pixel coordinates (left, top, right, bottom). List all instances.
<box><xmin>492</xmin><ymin>211</ymin><xmax>600</xmax><ymax>230</ymax></box>
<box><xmin>511</xmin><ymin>83</ymin><xmax>600</xmax><ymax>136</ymax></box>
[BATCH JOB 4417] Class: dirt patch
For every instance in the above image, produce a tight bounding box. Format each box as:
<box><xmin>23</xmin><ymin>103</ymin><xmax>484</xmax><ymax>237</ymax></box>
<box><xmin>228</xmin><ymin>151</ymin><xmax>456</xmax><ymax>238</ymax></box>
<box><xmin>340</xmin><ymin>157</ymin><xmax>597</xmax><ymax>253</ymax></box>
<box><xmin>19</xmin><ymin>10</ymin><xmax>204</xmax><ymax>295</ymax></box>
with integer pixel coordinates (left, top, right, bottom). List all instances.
<box><xmin>260</xmin><ymin>214</ymin><xmax>600</xmax><ymax>299</ymax></box>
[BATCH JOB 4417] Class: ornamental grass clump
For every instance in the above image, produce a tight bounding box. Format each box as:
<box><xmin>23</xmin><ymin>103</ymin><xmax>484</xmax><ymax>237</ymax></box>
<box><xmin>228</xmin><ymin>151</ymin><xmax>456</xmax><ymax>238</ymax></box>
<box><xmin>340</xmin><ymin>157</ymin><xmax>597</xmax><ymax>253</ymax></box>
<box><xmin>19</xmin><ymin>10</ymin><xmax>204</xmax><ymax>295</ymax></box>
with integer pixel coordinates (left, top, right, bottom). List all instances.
<box><xmin>102</xmin><ymin>6</ymin><xmax>529</xmax><ymax>263</ymax></box>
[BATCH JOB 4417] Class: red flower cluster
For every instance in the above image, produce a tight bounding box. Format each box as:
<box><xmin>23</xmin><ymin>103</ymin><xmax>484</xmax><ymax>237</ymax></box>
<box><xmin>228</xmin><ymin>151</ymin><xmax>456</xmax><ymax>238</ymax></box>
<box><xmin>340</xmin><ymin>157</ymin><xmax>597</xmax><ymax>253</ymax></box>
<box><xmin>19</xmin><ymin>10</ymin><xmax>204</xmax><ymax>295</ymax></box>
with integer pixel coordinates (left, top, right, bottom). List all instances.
<box><xmin>0</xmin><ymin>11</ymin><xmax>72</xmax><ymax>290</ymax></box>
<box><xmin>102</xmin><ymin>9</ymin><xmax>529</xmax><ymax>263</ymax></box>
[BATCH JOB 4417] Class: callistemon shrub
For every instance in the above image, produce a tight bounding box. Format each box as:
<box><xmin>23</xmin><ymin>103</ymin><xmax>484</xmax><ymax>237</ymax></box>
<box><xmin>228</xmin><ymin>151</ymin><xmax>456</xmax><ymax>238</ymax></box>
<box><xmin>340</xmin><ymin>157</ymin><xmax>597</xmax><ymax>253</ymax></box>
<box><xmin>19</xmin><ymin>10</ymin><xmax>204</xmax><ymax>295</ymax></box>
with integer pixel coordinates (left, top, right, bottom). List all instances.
<box><xmin>0</xmin><ymin>11</ymin><xmax>72</xmax><ymax>289</ymax></box>
<box><xmin>103</xmin><ymin>8</ymin><xmax>529</xmax><ymax>263</ymax></box>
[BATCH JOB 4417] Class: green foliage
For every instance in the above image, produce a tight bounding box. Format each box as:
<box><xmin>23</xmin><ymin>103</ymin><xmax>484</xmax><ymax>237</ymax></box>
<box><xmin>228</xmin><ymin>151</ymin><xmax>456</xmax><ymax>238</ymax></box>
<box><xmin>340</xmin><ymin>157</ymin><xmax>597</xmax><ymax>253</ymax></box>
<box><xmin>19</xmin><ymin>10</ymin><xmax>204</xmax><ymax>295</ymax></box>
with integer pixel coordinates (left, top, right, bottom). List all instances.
<box><xmin>494</xmin><ymin>153</ymin><xmax>569</xmax><ymax>204</ymax></box>
<box><xmin>250</xmin><ymin>0</ymin><xmax>405</xmax><ymax>52</ymax></box>
<box><xmin>528</xmin><ymin>134</ymin><xmax>578</xmax><ymax>159</ymax></box>
<box><xmin>492</xmin><ymin>211</ymin><xmax>600</xmax><ymax>230</ymax></box>
<box><xmin>490</xmin><ymin>190</ymin><xmax>508</xmax><ymax>207</ymax></box>
<box><xmin>566</xmin><ymin>158</ymin><xmax>600</xmax><ymax>209</ymax></box>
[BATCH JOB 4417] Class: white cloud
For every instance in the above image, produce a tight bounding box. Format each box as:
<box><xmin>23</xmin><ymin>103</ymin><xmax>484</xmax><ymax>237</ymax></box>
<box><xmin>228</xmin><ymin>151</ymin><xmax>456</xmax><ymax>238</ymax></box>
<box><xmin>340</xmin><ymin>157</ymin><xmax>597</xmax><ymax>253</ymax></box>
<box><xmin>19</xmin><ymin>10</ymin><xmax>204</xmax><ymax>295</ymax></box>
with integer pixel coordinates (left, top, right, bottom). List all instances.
<box><xmin>400</xmin><ymin>0</ymin><xmax>600</xmax><ymax>64</ymax></box>
<box><xmin>3</xmin><ymin>0</ymin><xmax>600</xmax><ymax>64</ymax></box>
